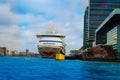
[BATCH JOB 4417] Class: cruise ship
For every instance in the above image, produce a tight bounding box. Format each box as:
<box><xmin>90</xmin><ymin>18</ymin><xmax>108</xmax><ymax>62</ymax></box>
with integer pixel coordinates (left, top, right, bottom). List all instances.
<box><xmin>36</xmin><ymin>26</ymin><xmax>66</xmax><ymax>58</ymax></box>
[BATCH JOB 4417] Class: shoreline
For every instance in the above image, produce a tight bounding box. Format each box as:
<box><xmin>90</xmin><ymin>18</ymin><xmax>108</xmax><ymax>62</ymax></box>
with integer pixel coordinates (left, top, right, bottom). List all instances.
<box><xmin>1</xmin><ymin>55</ymin><xmax>120</xmax><ymax>62</ymax></box>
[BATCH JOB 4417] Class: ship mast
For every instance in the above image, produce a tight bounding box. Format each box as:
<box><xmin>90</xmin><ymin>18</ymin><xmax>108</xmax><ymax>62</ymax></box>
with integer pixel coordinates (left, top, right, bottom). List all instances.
<box><xmin>49</xmin><ymin>24</ymin><xmax>58</xmax><ymax>34</ymax></box>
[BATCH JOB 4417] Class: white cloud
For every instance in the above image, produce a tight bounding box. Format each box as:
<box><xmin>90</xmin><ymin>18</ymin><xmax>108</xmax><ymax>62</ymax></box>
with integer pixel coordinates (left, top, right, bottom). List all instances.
<box><xmin>24</xmin><ymin>30</ymin><xmax>34</xmax><ymax>37</ymax></box>
<box><xmin>0</xmin><ymin>26</ymin><xmax>20</xmax><ymax>50</ymax></box>
<box><xmin>0</xmin><ymin>4</ymin><xmax>19</xmax><ymax>25</ymax></box>
<box><xmin>0</xmin><ymin>3</ymin><xmax>20</xmax><ymax>50</ymax></box>
<box><xmin>84</xmin><ymin>0</ymin><xmax>89</xmax><ymax>6</ymax></box>
<box><xmin>0</xmin><ymin>0</ymin><xmax>87</xmax><ymax>54</ymax></box>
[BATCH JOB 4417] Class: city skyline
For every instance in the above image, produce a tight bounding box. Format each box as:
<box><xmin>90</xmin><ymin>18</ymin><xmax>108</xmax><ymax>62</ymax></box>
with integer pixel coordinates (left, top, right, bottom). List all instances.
<box><xmin>0</xmin><ymin>0</ymin><xmax>88</xmax><ymax>55</ymax></box>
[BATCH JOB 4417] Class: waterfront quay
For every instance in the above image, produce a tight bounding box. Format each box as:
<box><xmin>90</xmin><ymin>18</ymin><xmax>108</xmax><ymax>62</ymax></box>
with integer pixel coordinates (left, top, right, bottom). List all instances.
<box><xmin>0</xmin><ymin>46</ymin><xmax>120</xmax><ymax>62</ymax></box>
<box><xmin>0</xmin><ymin>47</ymin><xmax>39</xmax><ymax>57</ymax></box>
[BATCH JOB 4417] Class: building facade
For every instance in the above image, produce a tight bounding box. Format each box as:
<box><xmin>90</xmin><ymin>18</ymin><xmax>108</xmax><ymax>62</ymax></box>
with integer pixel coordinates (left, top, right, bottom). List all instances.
<box><xmin>83</xmin><ymin>7</ymin><xmax>92</xmax><ymax>49</ymax></box>
<box><xmin>107</xmin><ymin>25</ymin><xmax>120</xmax><ymax>58</ymax></box>
<box><xmin>88</xmin><ymin>0</ymin><xmax>120</xmax><ymax>42</ymax></box>
<box><xmin>0</xmin><ymin>47</ymin><xmax>6</xmax><ymax>55</ymax></box>
<box><xmin>96</xmin><ymin>9</ymin><xmax>120</xmax><ymax>59</ymax></box>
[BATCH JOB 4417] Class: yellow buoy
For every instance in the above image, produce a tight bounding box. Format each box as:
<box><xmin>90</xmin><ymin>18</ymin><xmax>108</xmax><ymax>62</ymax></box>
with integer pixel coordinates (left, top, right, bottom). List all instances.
<box><xmin>55</xmin><ymin>53</ymin><xmax>65</xmax><ymax>60</ymax></box>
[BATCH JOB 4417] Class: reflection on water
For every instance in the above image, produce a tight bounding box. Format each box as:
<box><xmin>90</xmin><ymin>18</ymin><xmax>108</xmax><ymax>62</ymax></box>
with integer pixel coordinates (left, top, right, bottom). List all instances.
<box><xmin>0</xmin><ymin>57</ymin><xmax>120</xmax><ymax>80</ymax></box>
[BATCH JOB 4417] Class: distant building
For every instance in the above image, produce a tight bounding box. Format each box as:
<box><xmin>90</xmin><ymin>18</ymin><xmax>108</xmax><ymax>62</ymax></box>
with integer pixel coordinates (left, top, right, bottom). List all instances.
<box><xmin>88</xmin><ymin>0</ymin><xmax>120</xmax><ymax>42</ymax></box>
<box><xmin>96</xmin><ymin>9</ymin><xmax>120</xmax><ymax>59</ymax></box>
<box><xmin>13</xmin><ymin>50</ymin><xmax>20</xmax><ymax>56</ymax></box>
<box><xmin>0</xmin><ymin>47</ymin><xmax>6</xmax><ymax>55</ymax></box>
<box><xmin>7</xmin><ymin>50</ymin><xmax>20</xmax><ymax>56</ymax></box>
<box><xmin>26</xmin><ymin>49</ymin><xmax>29</xmax><ymax>53</ymax></box>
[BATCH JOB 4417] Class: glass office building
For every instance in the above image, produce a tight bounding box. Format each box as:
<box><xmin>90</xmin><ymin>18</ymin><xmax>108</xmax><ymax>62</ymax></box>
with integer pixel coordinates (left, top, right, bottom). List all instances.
<box><xmin>83</xmin><ymin>7</ymin><xmax>92</xmax><ymax>49</ymax></box>
<box><xmin>107</xmin><ymin>27</ymin><xmax>117</xmax><ymax>46</ymax></box>
<box><xmin>107</xmin><ymin>25</ymin><xmax>120</xmax><ymax>58</ymax></box>
<box><xmin>96</xmin><ymin>9</ymin><xmax>120</xmax><ymax>58</ymax></box>
<box><xmin>89</xmin><ymin>0</ymin><xmax>120</xmax><ymax>42</ymax></box>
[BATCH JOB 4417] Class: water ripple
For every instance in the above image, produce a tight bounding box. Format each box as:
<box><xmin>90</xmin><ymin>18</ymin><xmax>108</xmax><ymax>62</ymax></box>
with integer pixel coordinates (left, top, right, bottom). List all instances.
<box><xmin>0</xmin><ymin>57</ymin><xmax>120</xmax><ymax>80</ymax></box>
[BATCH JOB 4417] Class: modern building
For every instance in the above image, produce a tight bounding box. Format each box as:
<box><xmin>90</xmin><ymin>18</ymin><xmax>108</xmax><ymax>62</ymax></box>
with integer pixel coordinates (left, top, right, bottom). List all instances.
<box><xmin>83</xmin><ymin>0</ymin><xmax>120</xmax><ymax>59</ymax></box>
<box><xmin>88</xmin><ymin>0</ymin><xmax>120</xmax><ymax>42</ymax></box>
<box><xmin>83</xmin><ymin>7</ymin><xmax>92</xmax><ymax>49</ymax></box>
<box><xmin>96</xmin><ymin>9</ymin><xmax>120</xmax><ymax>59</ymax></box>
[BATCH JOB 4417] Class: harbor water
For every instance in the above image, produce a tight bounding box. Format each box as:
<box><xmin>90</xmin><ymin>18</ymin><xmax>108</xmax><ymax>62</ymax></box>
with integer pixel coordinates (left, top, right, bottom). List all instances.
<box><xmin>0</xmin><ymin>57</ymin><xmax>120</xmax><ymax>80</ymax></box>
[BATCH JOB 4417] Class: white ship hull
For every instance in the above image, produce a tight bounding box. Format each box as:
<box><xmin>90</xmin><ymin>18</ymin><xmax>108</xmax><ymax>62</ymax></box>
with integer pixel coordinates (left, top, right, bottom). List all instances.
<box><xmin>37</xmin><ymin>36</ymin><xmax>65</xmax><ymax>58</ymax></box>
<box><xmin>36</xmin><ymin>26</ymin><xmax>66</xmax><ymax>58</ymax></box>
<box><xmin>38</xmin><ymin>46</ymin><xmax>65</xmax><ymax>58</ymax></box>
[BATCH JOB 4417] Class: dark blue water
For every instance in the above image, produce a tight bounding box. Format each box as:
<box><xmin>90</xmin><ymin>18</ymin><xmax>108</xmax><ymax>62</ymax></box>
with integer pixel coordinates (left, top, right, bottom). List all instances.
<box><xmin>0</xmin><ymin>57</ymin><xmax>120</xmax><ymax>80</ymax></box>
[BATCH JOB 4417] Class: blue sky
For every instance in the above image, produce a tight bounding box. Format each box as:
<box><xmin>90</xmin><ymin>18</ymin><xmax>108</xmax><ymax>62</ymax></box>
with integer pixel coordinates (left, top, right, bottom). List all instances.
<box><xmin>0</xmin><ymin>0</ymin><xmax>88</xmax><ymax>55</ymax></box>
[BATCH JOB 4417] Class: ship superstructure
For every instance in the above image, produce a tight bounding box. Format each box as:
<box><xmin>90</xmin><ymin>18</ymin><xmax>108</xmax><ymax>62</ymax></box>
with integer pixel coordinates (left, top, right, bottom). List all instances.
<box><xmin>36</xmin><ymin>26</ymin><xmax>66</xmax><ymax>58</ymax></box>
